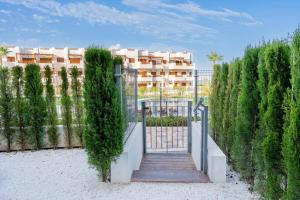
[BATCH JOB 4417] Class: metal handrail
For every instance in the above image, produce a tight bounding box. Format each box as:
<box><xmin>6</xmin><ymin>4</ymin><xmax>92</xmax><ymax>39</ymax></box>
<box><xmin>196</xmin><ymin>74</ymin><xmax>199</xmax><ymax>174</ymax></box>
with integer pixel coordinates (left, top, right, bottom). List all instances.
<box><xmin>193</xmin><ymin>98</ymin><xmax>208</xmax><ymax>174</ymax></box>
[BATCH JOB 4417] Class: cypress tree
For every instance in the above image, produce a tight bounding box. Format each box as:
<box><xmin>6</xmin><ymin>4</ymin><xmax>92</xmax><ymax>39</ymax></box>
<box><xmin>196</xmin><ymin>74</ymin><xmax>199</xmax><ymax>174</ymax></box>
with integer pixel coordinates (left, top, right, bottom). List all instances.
<box><xmin>226</xmin><ymin>58</ymin><xmax>242</xmax><ymax>160</ymax></box>
<box><xmin>70</xmin><ymin>66</ymin><xmax>84</xmax><ymax>147</ymax></box>
<box><xmin>263</xmin><ymin>41</ymin><xmax>290</xmax><ymax>199</ymax></box>
<box><xmin>232</xmin><ymin>46</ymin><xmax>260</xmax><ymax>185</ymax></box>
<box><xmin>0</xmin><ymin>67</ymin><xmax>14</xmax><ymax>152</ymax></box>
<box><xmin>283</xmin><ymin>29</ymin><xmax>300</xmax><ymax>199</ymax></box>
<box><xmin>253</xmin><ymin>46</ymin><xmax>269</xmax><ymax>193</ymax></box>
<box><xmin>45</xmin><ymin>65</ymin><xmax>58</xmax><ymax>148</ymax></box>
<box><xmin>24</xmin><ymin>64</ymin><xmax>46</xmax><ymax>150</ymax></box>
<box><xmin>12</xmin><ymin>66</ymin><xmax>27</xmax><ymax>151</ymax></box>
<box><xmin>218</xmin><ymin>62</ymin><xmax>229</xmax><ymax>150</ymax></box>
<box><xmin>61</xmin><ymin>67</ymin><xmax>73</xmax><ymax>148</ymax></box>
<box><xmin>83</xmin><ymin>47</ymin><xmax>123</xmax><ymax>182</ymax></box>
<box><xmin>210</xmin><ymin>64</ymin><xmax>221</xmax><ymax>141</ymax></box>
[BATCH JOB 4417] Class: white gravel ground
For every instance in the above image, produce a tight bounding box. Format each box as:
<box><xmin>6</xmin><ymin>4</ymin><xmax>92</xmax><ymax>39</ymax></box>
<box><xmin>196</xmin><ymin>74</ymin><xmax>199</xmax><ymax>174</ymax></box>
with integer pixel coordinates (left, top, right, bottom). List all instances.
<box><xmin>0</xmin><ymin>149</ymin><xmax>258</xmax><ymax>200</ymax></box>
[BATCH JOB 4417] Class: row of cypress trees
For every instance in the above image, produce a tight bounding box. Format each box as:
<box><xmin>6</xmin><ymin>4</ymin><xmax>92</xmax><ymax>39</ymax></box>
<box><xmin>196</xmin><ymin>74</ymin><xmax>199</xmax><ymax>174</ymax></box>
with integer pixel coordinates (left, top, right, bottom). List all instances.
<box><xmin>210</xmin><ymin>27</ymin><xmax>300</xmax><ymax>199</ymax></box>
<box><xmin>0</xmin><ymin>64</ymin><xmax>84</xmax><ymax>151</ymax></box>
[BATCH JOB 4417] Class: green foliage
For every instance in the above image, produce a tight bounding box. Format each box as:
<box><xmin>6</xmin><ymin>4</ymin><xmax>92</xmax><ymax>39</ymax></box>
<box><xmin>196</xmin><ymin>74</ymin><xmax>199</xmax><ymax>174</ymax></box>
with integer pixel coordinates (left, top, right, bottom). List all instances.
<box><xmin>232</xmin><ymin>46</ymin><xmax>260</xmax><ymax>184</ymax></box>
<box><xmin>223</xmin><ymin>59</ymin><xmax>242</xmax><ymax>159</ymax></box>
<box><xmin>70</xmin><ymin>66</ymin><xmax>84</xmax><ymax>147</ymax></box>
<box><xmin>45</xmin><ymin>65</ymin><xmax>58</xmax><ymax>148</ymax></box>
<box><xmin>262</xmin><ymin>41</ymin><xmax>290</xmax><ymax>199</ymax></box>
<box><xmin>210</xmin><ymin>64</ymin><xmax>221</xmax><ymax>140</ymax></box>
<box><xmin>61</xmin><ymin>67</ymin><xmax>73</xmax><ymax>148</ymax></box>
<box><xmin>12</xmin><ymin>66</ymin><xmax>27</xmax><ymax>151</ymax></box>
<box><xmin>218</xmin><ymin>62</ymin><xmax>229</xmax><ymax>150</ymax></box>
<box><xmin>253</xmin><ymin>46</ymin><xmax>268</xmax><ymax>193</ymax></box>
<box><xmin>0</xmin><ymin>67</ymin><xmax>14</xmax><ymax>152</ymax></box>
<box><xmin>146</xmin><ymin>116</ymin><xmax>188</xmax><ymax>126</ymax></box>
<box><xmin>25</xmin><ymin>64</ymin><xmax>46</xmax><ymax>150</ymax></box>
<box><xmin>282</xmin><ymin>28</ymin><xmax>300</xmax><ymax>200</ymax></box>
<box><xmin>207</xmin><ymin>51</ymin><xmax>223</xmax><ymax>65</ymax></box>
<box><xmin>83</xmin><ymin>47</ymin><xmax>123</xmax><ymax>182</ymax></box>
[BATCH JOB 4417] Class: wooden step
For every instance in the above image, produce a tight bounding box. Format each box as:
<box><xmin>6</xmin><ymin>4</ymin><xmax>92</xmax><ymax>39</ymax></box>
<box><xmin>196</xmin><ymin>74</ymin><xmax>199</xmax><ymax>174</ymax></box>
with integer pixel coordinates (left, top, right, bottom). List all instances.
<box><xmin>131</xmin><ymin>170</ymin><xmax>209</xmax><ymax>183</ymax></box>
<box><xmin>131</xmin><ymin>153</ymin><xmax>210</xmax><ymax>183</ymax></box>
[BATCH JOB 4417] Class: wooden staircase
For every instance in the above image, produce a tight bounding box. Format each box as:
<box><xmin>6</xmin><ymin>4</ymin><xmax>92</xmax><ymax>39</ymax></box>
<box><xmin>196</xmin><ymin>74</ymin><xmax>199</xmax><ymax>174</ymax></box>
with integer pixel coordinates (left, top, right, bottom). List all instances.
<box><xmin>131</xmin><ymin>153</ymin><xmax>209</xmax><ymax>183</ymax></box>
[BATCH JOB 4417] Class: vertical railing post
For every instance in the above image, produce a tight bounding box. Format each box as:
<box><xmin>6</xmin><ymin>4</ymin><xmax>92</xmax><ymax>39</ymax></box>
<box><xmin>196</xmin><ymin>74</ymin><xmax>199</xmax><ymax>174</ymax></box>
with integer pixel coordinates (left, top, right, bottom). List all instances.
<box><xmin>134</xmin><ymin>69</ymin><xmax>138</xmax><ymax>123</ymax></box>
<box><xmin>115</xmin><ymin>64</ymin><xmax>122</xmax><ymax>110</ymax></box>
<box><xmin>201</xmin><ymin>110</ymin><xmax>204</xmax><ymax>171</ymax></box>
<box><xmin>188</xmin><ymin>101</ymin><xmax>192</xmax><ymax>153</ymax></box>
<box><xmin>142</xmin><ymin>101</ymin><xmax>146</xmax><ymax>154</ymax></box>
<box><xmin>194</xmin><ymin>70</ymin><xmax>198</xmax><ymax>121</ymax></box>
<box><xmin>204</xmin><ymin>105</ymin><xmax>208</xmax><ymax>174</ymax></box>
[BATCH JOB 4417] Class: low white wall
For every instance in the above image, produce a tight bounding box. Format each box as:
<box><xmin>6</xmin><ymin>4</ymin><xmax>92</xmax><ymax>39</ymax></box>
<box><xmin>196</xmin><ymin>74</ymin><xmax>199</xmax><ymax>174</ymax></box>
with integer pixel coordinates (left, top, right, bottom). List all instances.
<box><xmin>191</xmin><ymin>121</ymin><xmax>226</xmax><ymax>183</ymax></box>
<box><xmin>111</xmin><ymin>123</ymin><xmax>143</xmax><ymax>183</ymax></box>
<box><xmin>207</xmin><ymin>134</ymin><xmax>226</xmax><ymax>183</ymax></box>
<box><xmin>192</xmin><ymin>122</ymin><xmax>201</xmax><ymax>170</ymax></box>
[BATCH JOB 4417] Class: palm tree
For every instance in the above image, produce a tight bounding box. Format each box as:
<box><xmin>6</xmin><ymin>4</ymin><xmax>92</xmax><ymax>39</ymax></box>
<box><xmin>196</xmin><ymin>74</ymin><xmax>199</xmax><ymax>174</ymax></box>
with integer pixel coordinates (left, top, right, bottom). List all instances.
<box><xmin>207</xmin><ymin>51</ymin><xmax>223</xmax><ymax>66</ymax></box>
<box><xmin>0</xmin><ymin>46</ymin><xmax>10</xmax><ymax>67</ymax></box>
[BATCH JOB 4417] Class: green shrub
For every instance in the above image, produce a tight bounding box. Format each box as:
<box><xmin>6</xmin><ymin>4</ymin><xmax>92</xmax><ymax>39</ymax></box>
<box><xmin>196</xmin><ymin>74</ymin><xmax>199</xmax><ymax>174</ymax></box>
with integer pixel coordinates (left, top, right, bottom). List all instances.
<box><xmin>218</xmin><ymin>62</ymin><xmax>228</xmax><ymax>151</ymax></box>
<box><xmin>263</xmin><ymin>41</ymin><xmax>290</xmax><ymax>199</ymax></box>
<box><xmin>283</xmin><ymin>28</ymin><xmax>300</xmax><ymax>200</ymax></box>
<box><xmin>253</xmin><ymin>46</ymin><xmax>268</xmax><ymax>193</ymax></box>
<box><xmin>12</xmin><ymin>66</ymin><xmax>27</xmax><ymax>151</ymax></box>
<box><xmin>45</xmin><ymin>65</ymin><xmax>58</xmax><ymax>148</ymax></box>
<box><xmin>71</xmin><ymin>66</ymin><xmax>84</xmax><ymax>147</ymax></box>
<box><xmin>210</xmin><ymin>64</ymin><xmax>221</xmax><ymax>140</ymax></box>
<box><xmin>61</xmin><ymin>67</ymin><xmax>73</xmax><ymax>148</ymax></box>
<box><xmin>0</xmin><ymin>67</ymin><xmax>14</xmax><ymax>152</ymax></box>
<box><xmin>83</xmin><ymin>47</ymin><xmax>123</xmax><ymax>182</ymax></box>
<box><xmin>232</xmin><ymin>46</ymin><xmax>260</xmax><ymax>185</ymax></box>
<box><xmin>24</xmin><ymin>64</ymin><xmax>46</xmax><ymax>150</ymax></box>
<box><xmin>227</xmin><ymin>59</ymin><xmax>242</xmax><ymax>160</ymax></box>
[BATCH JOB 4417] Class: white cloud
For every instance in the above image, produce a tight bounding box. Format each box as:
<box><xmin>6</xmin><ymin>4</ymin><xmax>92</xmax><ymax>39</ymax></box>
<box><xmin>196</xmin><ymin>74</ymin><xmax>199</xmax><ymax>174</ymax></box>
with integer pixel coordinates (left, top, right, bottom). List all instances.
<box><xmin>33</xmin><ymin>14</ymin><xmax>59</xmax><ymax>23</ymax></box>
<box><xmin>0</xmin><ymin>9</ymin><xmax>10</xmax><ymax>14</ymax></box>
<box><xmin>0</xmin><ymin>0</ymin><xmax>261</xmax><ymax>42</ymax></box>
<box><xmin>110</xmin><ymin>44</ymin><xmax>121</xmax><ymax>49</ymax></box>
<box><xmin>0</xmin><ymin>19</ymin><xmax>7</xmax><ymax>23</ymax></box>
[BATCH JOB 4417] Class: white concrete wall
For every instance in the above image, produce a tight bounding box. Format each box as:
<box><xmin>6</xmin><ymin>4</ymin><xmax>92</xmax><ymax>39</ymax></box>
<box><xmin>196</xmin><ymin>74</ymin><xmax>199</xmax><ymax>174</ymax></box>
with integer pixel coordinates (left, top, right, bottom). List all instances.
<box><xmin>111</xmin><ymin>123</ymin><xmax>143</xmax><ymax>183</ymax></box>
<box><xmin>207</xmin><ymin>134</ymin><xmax>226</xmax><ymax>183</ymax></box>
<box><xmin>192</xmin><ymin>121</ymin><xmax>201</xmax><ymax>170</ymax></box>
<box><xmin>191</xmin><ymin>121</ymin><xmax>226</xmax><ymax>183</ymax></box>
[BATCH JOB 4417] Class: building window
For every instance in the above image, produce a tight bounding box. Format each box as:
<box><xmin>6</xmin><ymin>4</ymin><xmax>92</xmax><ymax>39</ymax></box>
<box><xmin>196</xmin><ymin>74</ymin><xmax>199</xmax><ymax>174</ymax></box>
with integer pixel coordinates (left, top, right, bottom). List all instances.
<box><xmin>57</xmin><ymin>57</ymin><xmax>64</xmax><ymax>63</ymax></box>
<box><xmin>160</xmin><ymin>71</ymin><xmax>165</xmax><ymax>75</ymax></box>
<box><xmin>153</xmin><ymin>83</ymin><xmax>156</xmax><ymax>87</ymax></box>
<box><xmin>69</xmin><ymin>58</ymin><xmax>81</xmax><ymax>64</ymax></box>
<box><xmin>40</xmin><ymin>58</ymin><xmax>52</xmax><ymax>63</ymax></box>
<box><xmin>182</xmin><ymin>71</ymin><xmax>186</xmax><ymax>75</ymax></box>
<box><xmin>21</xmin><ymin>58</ymin><xmax>35</xmax><ymax>63</ymax></box>
<box><xmin>151</xmin><ymin>72</ymin><xmax>156</xmax><ymax>76</ymax></box>
<box><xmin>128</xmin><ymin>58</ymin><xmax>135</xmax><ymax>63</ymax></box>
<box><xmin>163</xmin><ymin>60</ymin><xmax>167</xmax><ymax>64</ymax></box>
<box><xmin>181</xmin><ymin>83</ymin><xmax>186</xmax><ymax>86</ymax></box>
<box><xmin>7</xmin><ymin>57</ymin><xmax>15</xmax><ymax>62</ymax></box>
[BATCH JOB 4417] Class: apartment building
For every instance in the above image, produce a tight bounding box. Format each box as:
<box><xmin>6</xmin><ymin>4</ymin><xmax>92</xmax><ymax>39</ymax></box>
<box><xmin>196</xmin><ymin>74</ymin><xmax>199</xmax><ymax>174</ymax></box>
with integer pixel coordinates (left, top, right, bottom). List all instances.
<box><xmin>111</xmin><ymin>48</ymin><xmax>195</xmax><ymax>89</ymax></box>
<box><xmin>1</xmin><ymin>46</ymin><xmax>195</xmax><ymax>95</ymax></box>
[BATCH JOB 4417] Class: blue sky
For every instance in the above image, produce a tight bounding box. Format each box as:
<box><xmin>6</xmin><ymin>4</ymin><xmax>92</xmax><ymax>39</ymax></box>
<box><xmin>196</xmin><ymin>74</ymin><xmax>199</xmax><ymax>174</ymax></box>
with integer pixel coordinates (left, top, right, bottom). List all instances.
<box><xmin>0</xmin><ymin>0</ymin><xmax>299</xmax><ymax>68</ymax></box>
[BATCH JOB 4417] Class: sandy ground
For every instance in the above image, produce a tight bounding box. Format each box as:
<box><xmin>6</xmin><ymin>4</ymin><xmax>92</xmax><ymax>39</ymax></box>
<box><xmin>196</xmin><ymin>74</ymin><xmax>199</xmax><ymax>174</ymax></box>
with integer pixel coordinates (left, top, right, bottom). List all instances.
<box><xmin>0</xmin><ymin>149</ymin><xmax>258</xmax><ymax>200</ymax></box>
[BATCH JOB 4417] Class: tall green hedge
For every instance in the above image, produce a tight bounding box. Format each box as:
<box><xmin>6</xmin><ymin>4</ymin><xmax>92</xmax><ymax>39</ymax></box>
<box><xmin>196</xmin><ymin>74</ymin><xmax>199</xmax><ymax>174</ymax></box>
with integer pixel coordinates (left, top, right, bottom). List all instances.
<box><xmin>61</xmin><ymin>67</ymin><xmax>73</xmax><ymax>148</ymax></box>
<box><xmin>45</xmin><ymin>65</ymin><xmax>58</xmax><ymax>148</ymax></box>
<box><xmin>232</xmin><ymin>46</ymin><xmax>260</xmax><ymax>185</ymax></box>
<box><xmin>253</xmin><ymin>46</ymin><xmax>268</xmax><ymax>193</ymax></box>
<box><xmin>262</xmin><ymin>41</ymin><xmax>290</xmax><ymax>199</ymax></box>
<box><xmin>218</xmin><ymin>63</ymin><xmax>229</xmax><ymax>150</ymax></box>
<box><xmin>0</xmin><ymin>67</ymin><xmax>14</xmax><ymax>152</ymax></box>
<box><xmin>225</xmin><ymin>59</ymin><xmax>242</xmax><ymax>160</ymax></box>
<box><xmin>283</xmin><ymin>28</ymin><xmax>300</xmax><ymax>200</ymax></box>
<box><xmin>12</xmin><ymin>66</ymin><xmax>27</xmax><ymax>151</ymax></box>
<box><xmin>83</xmin><ymin>47</ymin><xmax>123</xmax><ymax>182</ymax></box>
<box><xmin>24</xmin><ymin>64</ymin><xmax>46</xmax><ymax>150</ymax></box>
<box><xmin>71</xmin><ymin>66</ymin><xmax>84</xmax><ymax>147</ymax></box>
<box><xmin>210</xmin><ymin>64</ymin><xmax>221</xmax><ymax>141</ymax></box>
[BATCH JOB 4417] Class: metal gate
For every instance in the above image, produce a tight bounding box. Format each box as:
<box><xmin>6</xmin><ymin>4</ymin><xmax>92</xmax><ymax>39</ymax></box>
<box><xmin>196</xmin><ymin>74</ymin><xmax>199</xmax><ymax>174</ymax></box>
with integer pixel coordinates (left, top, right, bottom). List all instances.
<box><xmin>142</xmin><ymin>100</ymin><xmax>192</xmax><ymax>153</ymax></box>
